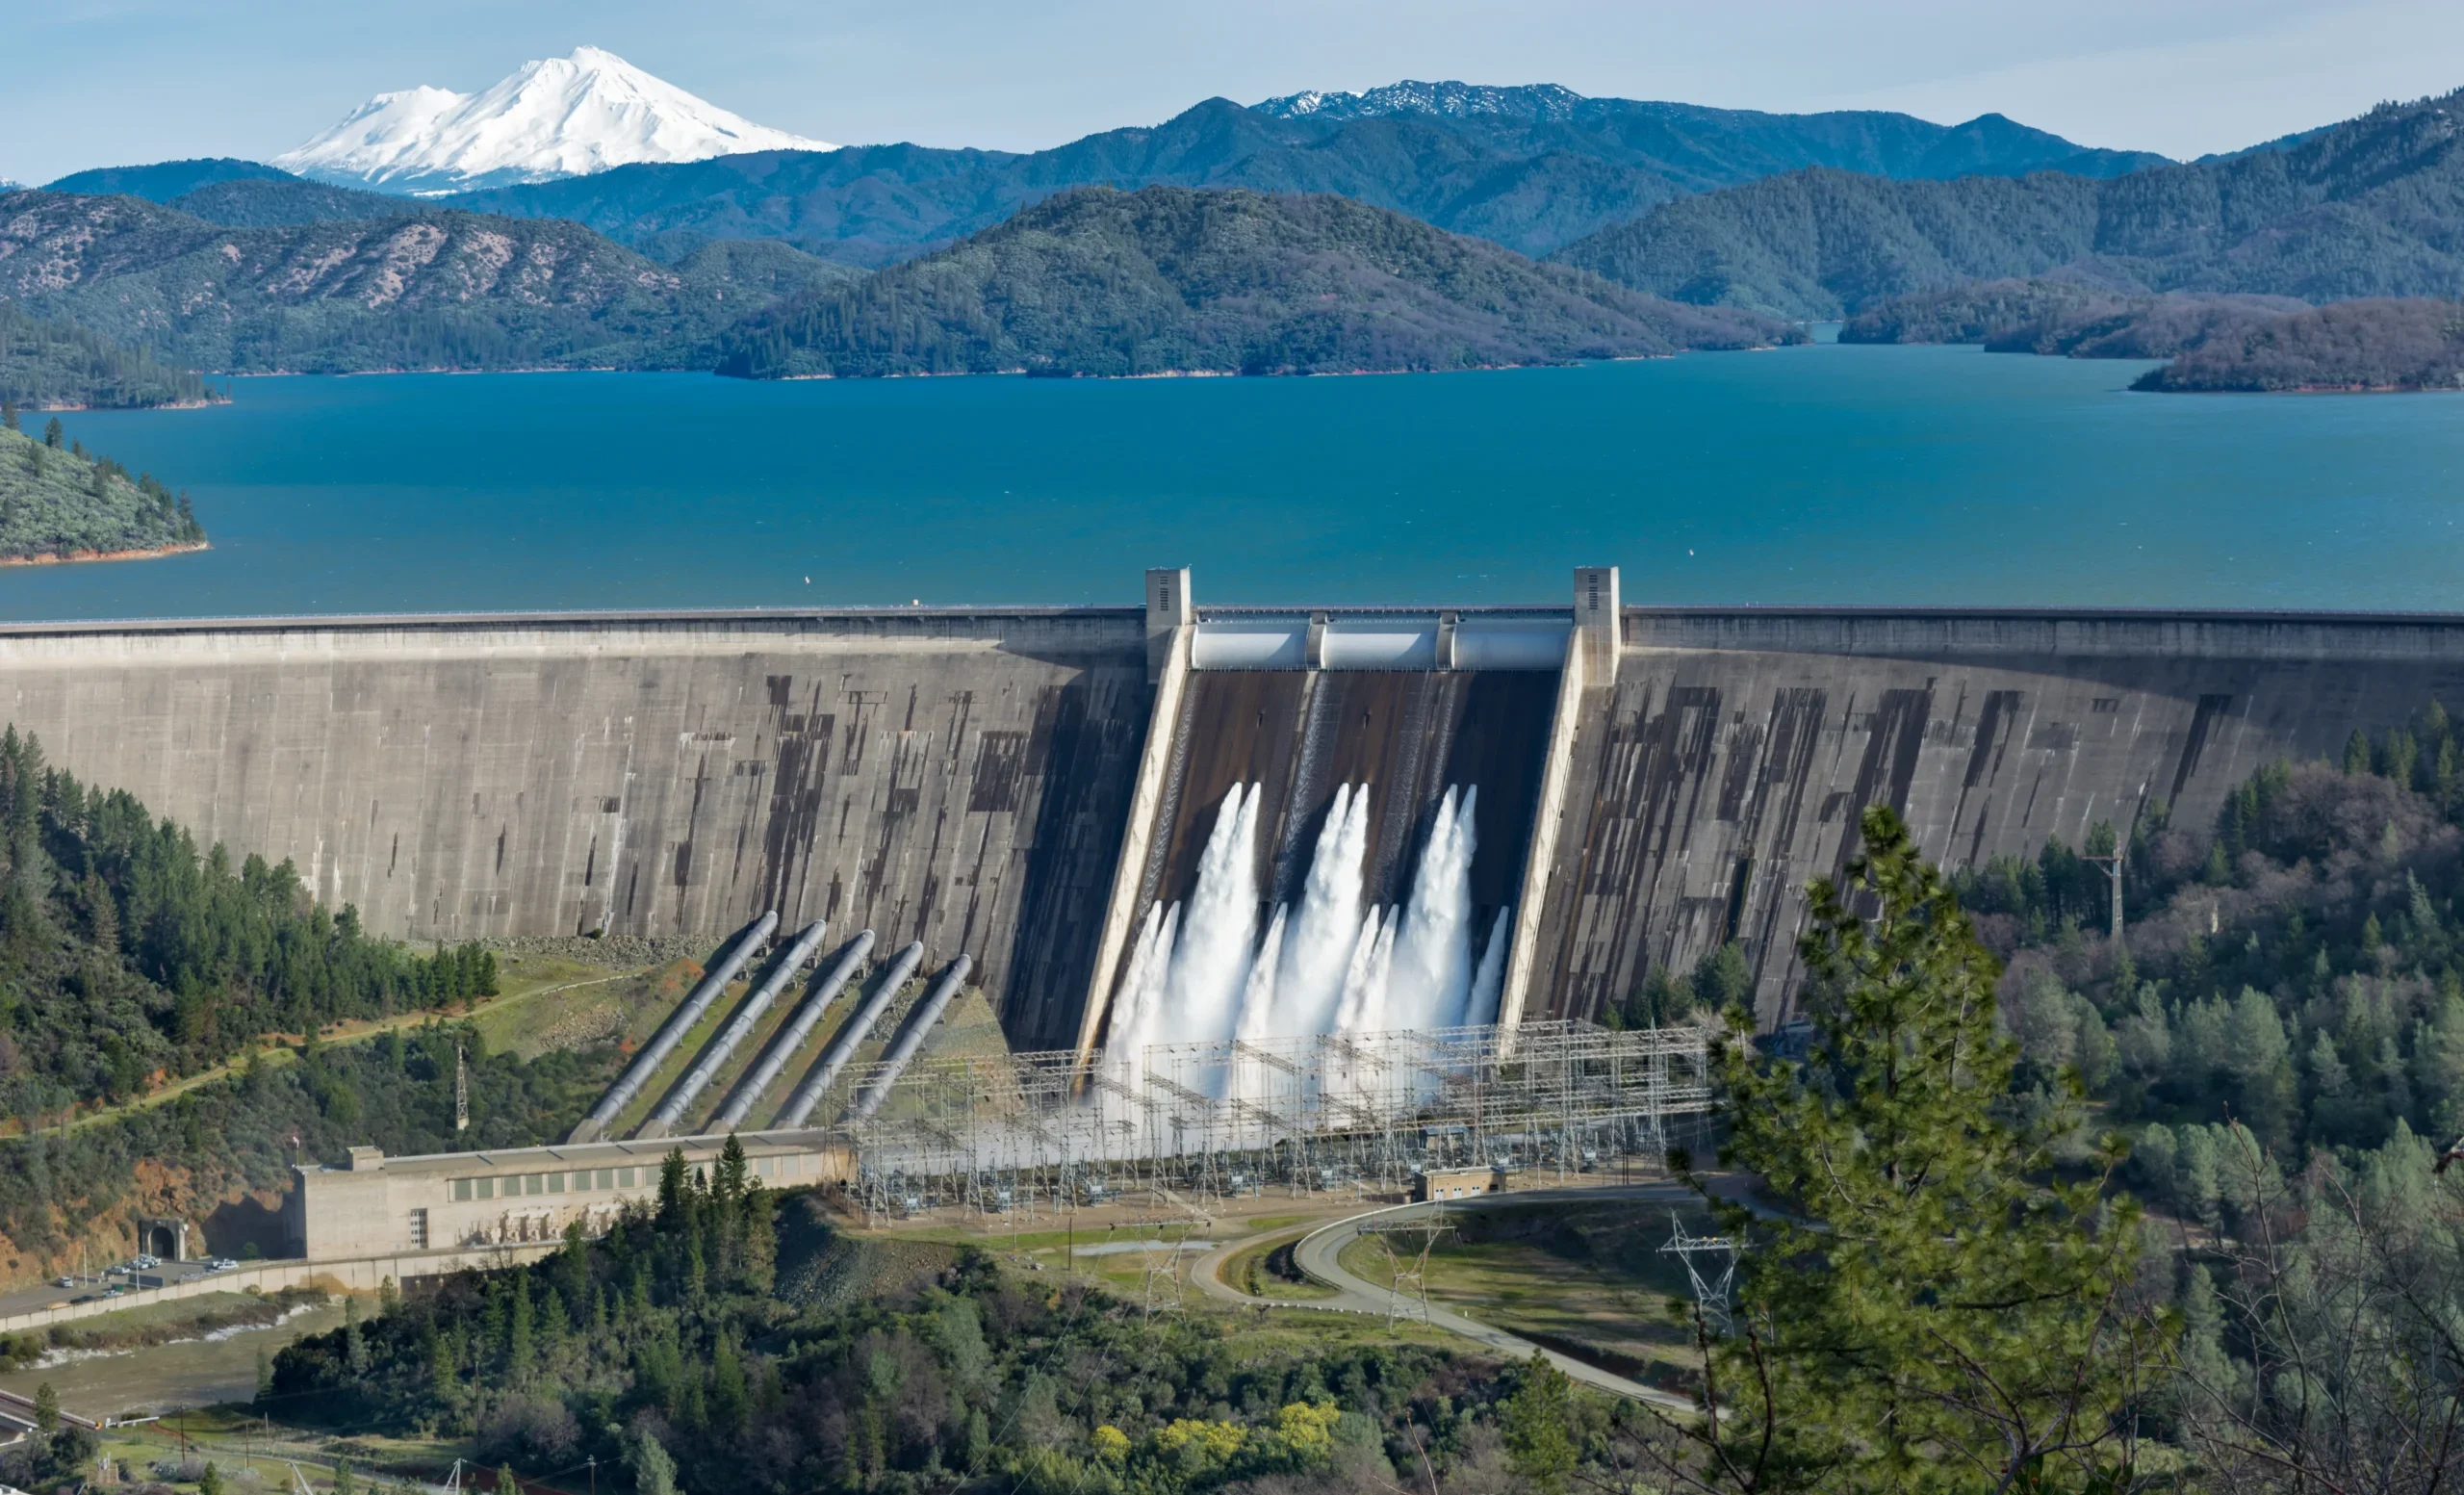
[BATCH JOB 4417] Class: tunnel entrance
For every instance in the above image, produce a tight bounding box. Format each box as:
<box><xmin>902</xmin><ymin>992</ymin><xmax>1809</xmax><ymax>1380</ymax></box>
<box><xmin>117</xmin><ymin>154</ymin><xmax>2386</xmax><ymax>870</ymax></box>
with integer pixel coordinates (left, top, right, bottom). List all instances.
<box><xmin>136</xmin><ymin>1215</ymin><xmax>188</xmax><ymax>1262</ymax></box>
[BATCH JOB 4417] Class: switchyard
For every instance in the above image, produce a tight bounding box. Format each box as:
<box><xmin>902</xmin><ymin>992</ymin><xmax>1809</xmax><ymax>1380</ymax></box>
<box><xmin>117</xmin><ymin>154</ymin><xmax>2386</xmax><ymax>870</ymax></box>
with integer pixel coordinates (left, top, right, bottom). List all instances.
<box><xmin>287</xmin><ymin>1014</ymin><xmax>1711</xmax><ymax>1260</ymax></box>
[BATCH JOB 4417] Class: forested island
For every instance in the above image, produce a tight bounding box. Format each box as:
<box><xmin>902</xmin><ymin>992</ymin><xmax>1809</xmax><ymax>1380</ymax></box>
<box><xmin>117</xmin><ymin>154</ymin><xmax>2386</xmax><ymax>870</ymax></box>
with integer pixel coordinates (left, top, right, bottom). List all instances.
<box><xmin>1841</xmin><ymin>280</ymin><xmax>2464</xmax><ymax>391</ymax></box>
<box><xmin>2134</xmin><ymin>297</ymin><xmax>2464</xmax><ymax>391</ymax></box>
<box><xmin>0</xmin><ymin>414</ymin><xmax>206</xmax><ymax>562</ymax></box>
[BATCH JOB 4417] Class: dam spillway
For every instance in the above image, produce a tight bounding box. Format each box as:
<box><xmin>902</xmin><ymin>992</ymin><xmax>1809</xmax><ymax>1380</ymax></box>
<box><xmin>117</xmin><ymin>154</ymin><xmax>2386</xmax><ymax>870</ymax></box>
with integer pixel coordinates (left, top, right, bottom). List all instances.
<box><xmin>13</xmin><ymin>578</ymin><xmax>2464</xmax><ymax>1044</ymax></box>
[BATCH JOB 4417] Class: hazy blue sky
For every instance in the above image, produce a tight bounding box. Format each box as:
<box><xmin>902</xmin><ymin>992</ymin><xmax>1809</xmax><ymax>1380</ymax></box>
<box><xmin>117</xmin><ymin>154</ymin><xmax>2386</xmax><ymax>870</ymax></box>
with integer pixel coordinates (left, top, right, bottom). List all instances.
<box><xmin>9</xmin><ymin>0</ymin><xmax>2464</xmax><ymax>185</ymax></box>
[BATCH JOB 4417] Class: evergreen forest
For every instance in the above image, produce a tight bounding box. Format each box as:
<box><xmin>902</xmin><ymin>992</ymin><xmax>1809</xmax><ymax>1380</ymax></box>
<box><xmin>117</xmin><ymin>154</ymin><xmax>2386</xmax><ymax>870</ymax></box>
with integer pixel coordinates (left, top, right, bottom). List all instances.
<box><xmin>267</xmin><ymin>1148</ymin><xmax>1582</xmax><ymax>1495</ymax></box>
<box><xmin>0</xmin><ymin>415</ymin><xmax>204</xmax><ymax>560</ymax></box>
<box><xmin>0</xmin><ymin>727</ymin><xmax>594</xmax><ymax>1275</ymax></box>
<box><xmin>1550</xmin><ymin>86</ymin><xmax>2464</xmax><ymax>322</ymax></box>
<box><xmin>713</xmin><ymin>185</ymin><xmax>1794</xmax><ymax>380</ymax></box>
<box><xmin>0</xmin><ymin>301</ymin><xmax>221</xmax><ymax>410</ymax></box>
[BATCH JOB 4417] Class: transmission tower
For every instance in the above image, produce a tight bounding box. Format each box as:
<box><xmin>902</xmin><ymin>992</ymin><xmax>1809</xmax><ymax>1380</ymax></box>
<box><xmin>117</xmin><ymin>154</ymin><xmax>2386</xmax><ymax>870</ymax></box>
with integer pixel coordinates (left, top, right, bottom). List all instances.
<box><xmin>1110</xmin><ymin>1212</ymin><xmax>1191</xmax><ymax>1318</ymax></box>
<box><xmin>1660</xmin><ymin>1211</ymin><xmax>1738</xmax><ymax>1337</ymax></box>
<box><xmin>1361</xmin><ymin>1213</ymin><xmax>1454</xmax><ymax>1328</ymax></box>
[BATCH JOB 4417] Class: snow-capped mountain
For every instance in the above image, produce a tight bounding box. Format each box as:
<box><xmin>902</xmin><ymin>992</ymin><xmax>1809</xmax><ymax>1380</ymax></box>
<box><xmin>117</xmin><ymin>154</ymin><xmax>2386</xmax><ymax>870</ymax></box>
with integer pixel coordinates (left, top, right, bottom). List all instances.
<box><xmin>273</xmin><ymin>46</ymin><xmax>834</xmax><ymax>194</ymax></box>
<box><xmin>1255</xmin><ymin>82</ymin><xmax>1587</xmax><ymax>125</ymax></box>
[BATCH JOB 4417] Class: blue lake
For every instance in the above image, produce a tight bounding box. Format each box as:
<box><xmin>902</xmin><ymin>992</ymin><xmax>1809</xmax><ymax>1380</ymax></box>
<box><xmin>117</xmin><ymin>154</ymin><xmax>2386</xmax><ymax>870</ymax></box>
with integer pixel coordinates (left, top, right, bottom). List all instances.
<box><xmin>15</xmin><ymin>342</ymin><xmax>2464</xmax><ymax>619</ymax></box>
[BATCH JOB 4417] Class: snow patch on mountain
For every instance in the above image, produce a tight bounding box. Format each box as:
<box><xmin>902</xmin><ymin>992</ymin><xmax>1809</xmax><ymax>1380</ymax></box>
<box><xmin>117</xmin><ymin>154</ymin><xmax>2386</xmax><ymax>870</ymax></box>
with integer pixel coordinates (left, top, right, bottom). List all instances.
<box><xmin>274</xmin><ymin>46</ymin><xmax>834</xmax><ymax>194</ymax></box>
<box><xmin>1255</xmin><ymin>82</ymin><xmax>1588</xmax><ymax>124</ymax></box>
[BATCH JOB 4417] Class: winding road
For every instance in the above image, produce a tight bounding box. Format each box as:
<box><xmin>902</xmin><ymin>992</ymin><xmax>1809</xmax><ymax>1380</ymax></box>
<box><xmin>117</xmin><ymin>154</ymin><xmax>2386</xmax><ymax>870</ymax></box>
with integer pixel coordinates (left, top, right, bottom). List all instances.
<box><xmin>1191</xmin><ymin>1182</ymin><xmax>1700</xmax><ymax>1411</ymax></box>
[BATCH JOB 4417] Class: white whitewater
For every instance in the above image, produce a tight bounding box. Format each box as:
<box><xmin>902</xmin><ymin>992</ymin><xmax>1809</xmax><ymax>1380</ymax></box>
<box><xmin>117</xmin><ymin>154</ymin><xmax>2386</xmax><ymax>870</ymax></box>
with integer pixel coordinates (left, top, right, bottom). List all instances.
<box><xmin>1109</xmin><ymin>903</ymin><xmax>1178</xmax><ymax>1083</ymax></box>
<box><xmin>1270</xmin><ymin>785</ymin><xmax>1372</xmax><ymax>1038</ymax></box>
<box><xmin>1233</xmin><ymin>906</ymin><xmax>1289</xmax><ymax>1044</ymax></box>
<box><xmin>1332</xmin><ymin>907</ymin><xmax>1395</xmax><ymax>1035</ymax></box>
<box><xmin>1383</xmin><ymin>786</ymin><xmax>1478</xmax><ymax>1031</ymax></box>
<box><xmin>1106</xmin><ymin>779</ymin><xmax>1520</xmax><ymax>1117</ymax></box>
<box><xmin>1464</xmin><ymin>908</ymin><xmax>1512</xmax><ymax>1027</ymax></box>
<box><xmin>1167</xmin><ymin>785</ymin><xmax>1264</xmax><ymax>1046</ymax></box>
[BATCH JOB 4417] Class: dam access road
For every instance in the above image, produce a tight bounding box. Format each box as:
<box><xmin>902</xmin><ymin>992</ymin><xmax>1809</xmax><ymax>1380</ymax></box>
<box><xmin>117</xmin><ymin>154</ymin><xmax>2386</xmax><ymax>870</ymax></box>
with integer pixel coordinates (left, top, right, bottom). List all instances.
<box><xmin>10</xmin><ymin>570</ymin><xmax>2464</xmax><ymax>1046</ymax></box>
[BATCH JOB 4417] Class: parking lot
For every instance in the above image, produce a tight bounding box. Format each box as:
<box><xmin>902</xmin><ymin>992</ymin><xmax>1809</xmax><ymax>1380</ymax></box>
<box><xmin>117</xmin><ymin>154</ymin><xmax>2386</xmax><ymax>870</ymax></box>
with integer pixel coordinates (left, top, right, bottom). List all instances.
<box><xmin>0</xmin><ymin>1254</ymin><xmax>249</xmax><ymax>1324</ymax></box>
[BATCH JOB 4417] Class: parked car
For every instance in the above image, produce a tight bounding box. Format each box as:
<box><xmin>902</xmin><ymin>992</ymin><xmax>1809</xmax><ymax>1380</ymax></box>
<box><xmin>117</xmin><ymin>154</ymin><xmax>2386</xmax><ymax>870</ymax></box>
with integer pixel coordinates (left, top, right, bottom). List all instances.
<box><xmin>54</xmin><ymin>1276</ymin><xmax>72</xmax><ymax>1289</ymax></box>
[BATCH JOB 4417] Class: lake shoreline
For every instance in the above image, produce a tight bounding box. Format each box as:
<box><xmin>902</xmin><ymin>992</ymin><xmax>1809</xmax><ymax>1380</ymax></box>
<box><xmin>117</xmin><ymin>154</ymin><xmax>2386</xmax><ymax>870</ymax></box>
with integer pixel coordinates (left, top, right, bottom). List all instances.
<box><xmin>0</xmin><ymin>541</ymin><xmax>209</xmax><ymax>569</ymax></box>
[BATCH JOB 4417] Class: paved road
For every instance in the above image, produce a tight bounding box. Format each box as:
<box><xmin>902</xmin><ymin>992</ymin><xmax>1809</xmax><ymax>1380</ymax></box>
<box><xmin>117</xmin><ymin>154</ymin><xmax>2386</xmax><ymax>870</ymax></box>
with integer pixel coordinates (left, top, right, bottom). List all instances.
<box><xmin>1192</xmin><ymin>1182</ymin><xmax>1699</xmax><ymax>1411</ymax></box>
<box><xmin>0</xmin><ymin>1258</ymin><xmax>237</xmax><ymax>1322</ymax></box>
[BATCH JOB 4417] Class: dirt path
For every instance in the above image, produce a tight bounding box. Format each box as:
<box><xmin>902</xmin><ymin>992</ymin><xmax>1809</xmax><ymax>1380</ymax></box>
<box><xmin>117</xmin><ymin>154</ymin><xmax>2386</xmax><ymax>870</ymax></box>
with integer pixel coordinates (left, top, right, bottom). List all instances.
<box><xmin>42</xmin><ymin>962</ymin><xmax>654</xmax><ymax>1138</ymax></box>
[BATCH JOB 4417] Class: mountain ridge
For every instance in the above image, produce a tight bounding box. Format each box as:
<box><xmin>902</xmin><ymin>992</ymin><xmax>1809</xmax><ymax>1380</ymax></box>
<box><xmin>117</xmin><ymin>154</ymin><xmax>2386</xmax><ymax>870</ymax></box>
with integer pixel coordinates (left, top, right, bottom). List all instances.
<box><xmin>1547</xmin><ymin>86</ymin><xmax>2464</xmax><ymax>319</ymax></box>
<box><xmin>428</xmin><ymin>88</ymin><xmax>2164</xmax><ymax>265</ymax></box>
<box><xmin>46</xmin><ymin>81</ymin><xmax>2161</xmax><ymax>267</ymax></box>
<box><xmin>0</xmin><ymin>189</ymin><xmax>855</xmax><ymax>374</ymax></box>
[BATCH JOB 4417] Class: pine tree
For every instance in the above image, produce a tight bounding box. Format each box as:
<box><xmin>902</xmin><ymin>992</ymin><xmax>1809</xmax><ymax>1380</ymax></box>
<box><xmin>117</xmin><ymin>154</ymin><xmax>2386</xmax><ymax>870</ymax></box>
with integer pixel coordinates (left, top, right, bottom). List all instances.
<box><xmin>32</xmin><ymin>1380</ymin><xmax>57</xmax><ymax>1434</ymax></box>
<box><xmin>1664</xmin><ymin>806</ymin><xmax>2172</xmax><ymax>1492</ymax></box>
<box><xmin>1</xmin><ymin>400</ymin><xmax>16</xmax><ymax>431</ymax></box>
<box><xmin>1498</xmin><ymin>1351</ymin><xmax>1577</xmax><ymax>1493</ymax></box>
<box><xmin>40</xmin><ymin>418</ymin><xmax>61</xmax><ymax>450</ymax></box>
<box><xmin>629</xmin><ymin>1430</ymin><xmax>679</xmax><ymax>1495</ymax></box>
<box><xmin>656</xmin><ymin>1147</ymin><xmax>688</xmax><ymax>1224</ymax></box>
<box><xmin>507</xmin><ymin>1275</ymin><xmax>535</xmax><ymax>1381</ymax></box>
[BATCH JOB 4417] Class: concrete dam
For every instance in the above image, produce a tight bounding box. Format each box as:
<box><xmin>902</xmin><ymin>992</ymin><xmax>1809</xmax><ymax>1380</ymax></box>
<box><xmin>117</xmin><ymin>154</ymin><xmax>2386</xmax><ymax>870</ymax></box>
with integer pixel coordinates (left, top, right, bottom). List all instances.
<box><xmin>7</xmin><ymin>570</ymin><xmax>2464</xmax><ymax>1044</ymax></box>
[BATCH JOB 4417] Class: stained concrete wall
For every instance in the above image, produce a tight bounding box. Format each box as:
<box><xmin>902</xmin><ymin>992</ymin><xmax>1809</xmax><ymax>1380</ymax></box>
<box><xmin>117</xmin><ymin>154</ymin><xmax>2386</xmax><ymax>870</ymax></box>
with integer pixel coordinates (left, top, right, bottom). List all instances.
<box><xmin>0</xmin><ymin>610</ymin><xmax>1149</xmax><ymax>1051</ymax></box>
<box><xmin>25</xmin><ymin>602</ymin><xmax>2464</xmax><ymax>1052</ymax></box>
<box><xmin>1525</xmin><ymin>607</ymin><xmax>2464</xmax><ymax>1026</ymax></box>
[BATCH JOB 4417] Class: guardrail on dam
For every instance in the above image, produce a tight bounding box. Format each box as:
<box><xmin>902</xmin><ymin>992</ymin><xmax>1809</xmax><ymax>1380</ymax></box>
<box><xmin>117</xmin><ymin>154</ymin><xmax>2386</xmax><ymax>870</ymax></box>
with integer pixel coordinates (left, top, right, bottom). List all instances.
<box><xmin>13</xmin><ymin>579</ymin><xmax>2464</xmax><ymax>1043</ymax></box>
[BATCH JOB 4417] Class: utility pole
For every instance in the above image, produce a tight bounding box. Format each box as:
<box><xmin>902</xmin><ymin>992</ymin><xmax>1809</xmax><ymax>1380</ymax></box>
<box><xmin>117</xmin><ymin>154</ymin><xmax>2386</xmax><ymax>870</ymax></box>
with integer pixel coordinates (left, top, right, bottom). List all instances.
<box><xmin>2086</xmin><ymin>853</ymin><xmax>2125</xmax><ymax>951</ymax></box>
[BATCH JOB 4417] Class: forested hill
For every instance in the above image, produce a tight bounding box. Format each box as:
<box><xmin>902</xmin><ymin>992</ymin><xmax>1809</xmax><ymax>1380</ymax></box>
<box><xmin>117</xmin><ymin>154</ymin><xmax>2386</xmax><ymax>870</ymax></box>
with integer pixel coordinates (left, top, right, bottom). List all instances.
<box><xmin>713</xmin><ymin>185</ymin><xmax>1796</xmax><ymax>379</ymax></box>
<box><xmin>0</xmin><ymin>418</ymin><xmax>205</xmax><ymax>560</ymax></box>
<box><xmin>1839</xmin><ymin>281</ymin><xmax>2464</xmax><ymax>391</ymax></box>
<box><xmin>0</xmin><ymin>190</ymin><xmax>856</xmax><ymax>374</ymax></box>
<box><xmin>1549</xmin><ymin>87</ymin><xmax>2464</xmax><ymax>319</ymax></box>
<box><xmin>1840</xmin><ymin>279</ymin><xmax>2307</xmax><ymax>356</ymax></box>
<box><xmin>0</xmin><ymin>301</ymin><xmax>223</xmax><ymax>410</ymax></box>
<box><xmin>428</xmin><ymin>90</ymin><xmax>2161</xmax><ymax>266</ymax></box>
<box><xmin>2135</xmin><ymin>298</ymin><xmax>2464</xmax><ymax>391</ymax></box>
<box><xmin>0</xmin><ymin>727</ymin><xmax>599</xmax><ymax>1285</ymax></box>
